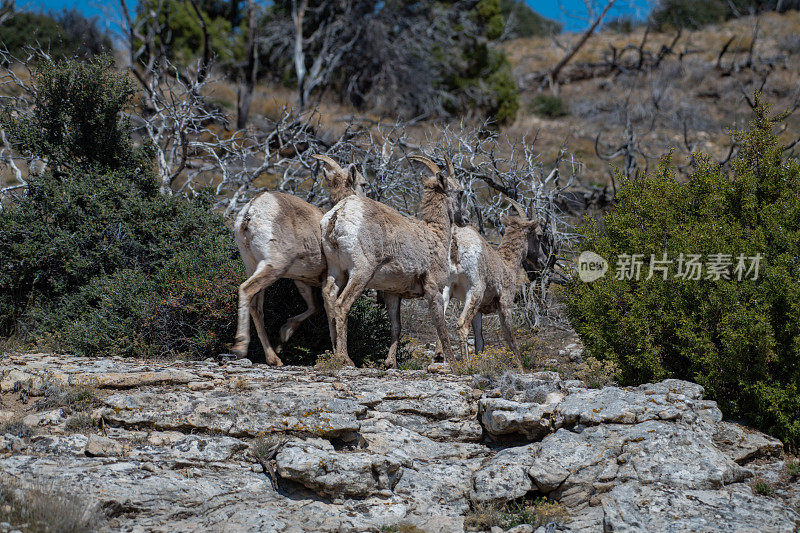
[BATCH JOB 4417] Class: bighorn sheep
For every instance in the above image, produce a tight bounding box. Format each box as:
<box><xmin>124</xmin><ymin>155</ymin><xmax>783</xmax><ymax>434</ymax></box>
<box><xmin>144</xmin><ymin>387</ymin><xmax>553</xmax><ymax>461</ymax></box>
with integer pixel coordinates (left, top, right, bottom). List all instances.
<box><xmin>440</xmin><ymin>199</ymin><xmax>543</xmax><ymax>359</ymax></box>
<box><xmin>320</xmin><ymin>155</ymin><xmax>467</xmax><ymax>367</ymax></box>
<box><xmin>229</xmin><ymin>155</ymin><xmax>366</xmax><ymax>365</ymax></box>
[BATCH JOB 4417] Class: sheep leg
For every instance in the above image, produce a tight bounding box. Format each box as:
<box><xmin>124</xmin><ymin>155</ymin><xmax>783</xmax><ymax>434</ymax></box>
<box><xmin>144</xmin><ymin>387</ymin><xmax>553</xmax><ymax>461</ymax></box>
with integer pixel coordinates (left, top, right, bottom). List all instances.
<box><xmin>382</xmin><ymin>293</ymin><xmax>402</xmax><ymax>369</ymax></box>
<box><xmin>232</xmin><ymin>260</ymin><xmax>286</xmax><ymax>364</ymax></box>
<box><xmin>457</xmin><ymin>288</ymin><xmax>483</xmax><ymax>360</ymax></box>
<box><xmin>427</xmin><ymin>291</ymin><xmax>455</xmax><ymax>365</ymax></box>
<box><xmin>249</xmin><ymin>290</ymin><xmax>283</xmax><ymax>366</ymax></box>
<box><xmin>322</xmin><ymin>267</ymin><xmax>345</xmax><ymax>353</ymax></box>
<box><xmin>332</xmin><ymin>272</ymin><xmax>371</xmax><ymax>366</ymax></box>
<box><xmin>433</xmin><ymin>284</ymin><xmax>452</xmax><ymax>361</ymax></box>
<box><xmin>277</xmin><ymin>281</ymin><xmax>321</xmax><ymax>350</ymax></box>
<box><xmin>471</xmin><ymin>312</ymin><xmax>484</xmax><ymax>354</ymax></box>
<box><xmin>498</xmin><ymin>306</ymin><xmax>521</xmax><ymax>365</ymax></box>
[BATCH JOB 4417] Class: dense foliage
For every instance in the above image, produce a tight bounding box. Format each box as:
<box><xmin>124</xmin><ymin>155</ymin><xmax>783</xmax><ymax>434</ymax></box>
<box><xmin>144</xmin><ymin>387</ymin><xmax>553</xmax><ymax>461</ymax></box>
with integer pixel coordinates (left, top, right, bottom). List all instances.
<box><xmin>259</xmin><ymin>0</ymin><xmax>520</xmax><ymax>124</ymax></box>
<box><xmin>651</xmin><ymin>0</ymin><xmax>800</xmax><ymax>30</ymax></box>
<box><xmin>566</xmin><ymin>102</ymin><xmax>800</xmax><ymax>447</ymax></box>
<box><xmin>0</xmin><ymin>7</ymin><xmax>111</xmax><ymax>59</ymax></box>
<box><xmin>499</xmin><ymin>0</ymin><xmax>561</xmax><ymax>37</ymax></box>
<box><xmin>0</xmin><ymin>57</ymin><xmax>394</xmax><ymax>364</ymax></box>
<box><xmin>0</xmin><ymin>57</ymin><xmax>242</xmax><ymax>358</ymax></box>
<box><xmin>133</xmin><ymin>0</ymin><xmax>241</xmax><ymax>66</ymax></box>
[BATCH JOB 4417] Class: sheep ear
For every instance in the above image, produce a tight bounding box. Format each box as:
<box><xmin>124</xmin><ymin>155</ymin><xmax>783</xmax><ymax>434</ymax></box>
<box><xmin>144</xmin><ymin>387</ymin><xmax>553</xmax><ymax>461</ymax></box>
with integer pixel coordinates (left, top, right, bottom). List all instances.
<box><xmin>422</xmin><ymin>174</ymin><xmax>439</xmax><ymax>189</ymax></box>
<box><xmin>347</xmin><ymin>164</ymin><xmax>358</xmax><ymax>185</ymax></box>
<box><xmin>437</xmin><ymin>171</ymin><xmax>449</xmax><ymax>191</ymax></box>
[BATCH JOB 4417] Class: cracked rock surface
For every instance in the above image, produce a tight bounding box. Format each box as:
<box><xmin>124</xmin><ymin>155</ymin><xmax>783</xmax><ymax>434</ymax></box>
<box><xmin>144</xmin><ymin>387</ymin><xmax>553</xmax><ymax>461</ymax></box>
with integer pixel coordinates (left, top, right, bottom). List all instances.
<box><xmin>0</xmin><ymin>353</ymin><xmax>797</xmax><ymax>532</ymax></box>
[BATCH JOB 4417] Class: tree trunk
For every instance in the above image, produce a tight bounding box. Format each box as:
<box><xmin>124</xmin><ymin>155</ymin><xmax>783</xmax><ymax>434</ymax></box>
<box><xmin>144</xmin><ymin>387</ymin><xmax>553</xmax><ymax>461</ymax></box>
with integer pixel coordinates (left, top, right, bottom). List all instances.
<box><xmin>292</xmin><ymin>0</ymin><xmax>309</xmax><ymax>109</ymax></box>
<box><xmin>236</xmin><ymin>0</ymin><xmax>259</xmax><ymax>129</ymax></box>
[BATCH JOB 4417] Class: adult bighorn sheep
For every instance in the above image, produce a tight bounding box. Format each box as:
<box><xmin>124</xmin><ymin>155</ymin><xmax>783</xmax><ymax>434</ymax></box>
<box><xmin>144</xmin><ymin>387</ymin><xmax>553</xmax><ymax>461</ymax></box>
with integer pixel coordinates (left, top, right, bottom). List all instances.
<box><xmin>229</xmin><ymin>155</ymin><xmax>366</xmax><ymax>365</ymax></box>
<box><xmin>439</xmin><ymin>198</ymin><xmax>544</xmax><ymax>360</ymax></box>
<box><xmin>320</xmin><ymin>155</ymin><xmax>467</xmax><ymax>367</ymax></box>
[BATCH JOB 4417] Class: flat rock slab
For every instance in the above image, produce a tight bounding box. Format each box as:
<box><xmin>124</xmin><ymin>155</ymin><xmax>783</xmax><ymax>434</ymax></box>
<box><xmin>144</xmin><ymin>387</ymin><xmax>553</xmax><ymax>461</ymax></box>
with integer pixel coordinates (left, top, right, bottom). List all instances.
<box><xmin>602</xmin><ymin>482</ymin><xmax>800</xmax><ymax>532</ymax></box>
<box><xmin>70</xmin><ymin>371</ymin><xmax>199</xmax><ymax>389</ymax></box>
<box><xmin>0</xmin><ymin>353</ymin><xmax>797</xmax><ymax>533</ymax></box>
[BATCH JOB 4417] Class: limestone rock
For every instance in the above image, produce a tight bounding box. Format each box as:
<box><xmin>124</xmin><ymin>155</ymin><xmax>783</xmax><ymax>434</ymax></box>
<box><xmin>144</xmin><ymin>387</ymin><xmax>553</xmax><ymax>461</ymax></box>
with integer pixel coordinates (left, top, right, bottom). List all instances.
<box><xmin>70</xmin><ymin>370</ymin><xmax>197</xmax><ymax>389</ymax></box>
<box><xmin>602</xmin><ymin>482</ymin><xmax>800</xmax><ymax>532</ymax></box>
<box><xmin>276</xmin><ymin>438</ymin><xmax>403</xmax><ymax>498</ymax></box>
<box><xmin>84</xmin><ymin>435</ymin><xmax>123</xmax><ymax>457</ymax></box>
<box><xmin>713</xmin><ymin>420</ymin><xmax>784</xmax><ymax>464</ymax></box>
<box><xmin>0</xmin><ymin>353</ymin><xmax>796</xmax><ymax>533</ymax></box>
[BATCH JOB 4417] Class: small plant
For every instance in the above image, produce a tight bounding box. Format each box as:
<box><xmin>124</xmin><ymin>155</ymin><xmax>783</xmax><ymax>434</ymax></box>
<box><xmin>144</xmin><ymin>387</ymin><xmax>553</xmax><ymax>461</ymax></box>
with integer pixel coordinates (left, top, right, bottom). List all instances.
<box><xmin>397</xmin><ymin>338</ymin><xmax>432</xmax><ymax>370</ymax></box>
<box><xmin>452</xmin><ymin>346</ymin><xmax>520</xmax><ymax>377</ymax></box>
<box><xmin>1</xmin><ymin>421</ymin><xmax>33</xmax><ymax>439</ymax></box>
<box><xmin>528</xmin><ymin>94</ymin><xmax>569</xmax><ymax>119</ymax></box>
<box><xmin>784</xmin><ymin>460</ymin><xmax>800</xmax><ymax>480</ymax></box>
<box><xmin>378</xmin><ymin>524</ymin><xmax>425</xmax><ymax>533</ymax></box>
<box><xmin>35</xmin><ymin>382</ymin><xmax>98</xmax><ymax>412</ymax></box>
<box><xmin>64</xmin><ymin>413</ymin><xmax>94</xmax><ymax>432</ymax></box>
<box><xmin>251</xmin><ymin>435</ymin><xmax>285</xmax><ymax>462</ymax></box>
<box><xmin>751</xmin><ymin>478</ymin><xmax>776</xmax><ymax>496</ymax></box>
<box><xmin>465</xmin><ymin>498</ymin><xmax>570</xmax><ymax>530</ymax></box>
<box><xmin>231</xmin><ymin>377</ymin><xmax>249</xmax><ymax>390</ymax></box>
<box><xmin>0</xmin><ymin>477</ymin><xmax>99</xmax><ymax>532</ymax></box>
<box><xmin>574</xmin><ymin>356</ymin><xmax>620</xmax><ymax>389</ymax></box>
<box><xmin>314</xmin><ymin>350</ymin><xmax>352</xmax><ymax>373</ymax></box>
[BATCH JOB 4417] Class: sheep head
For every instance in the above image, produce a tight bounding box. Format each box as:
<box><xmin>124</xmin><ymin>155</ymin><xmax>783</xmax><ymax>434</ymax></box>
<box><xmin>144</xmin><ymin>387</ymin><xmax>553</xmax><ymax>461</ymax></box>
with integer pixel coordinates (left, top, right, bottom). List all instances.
<box><xmin>311</xmin><ymin>154</ymin><xmax>367</xmax><ymax>204</ymax></box>
<box><xmin>409</xmin><ymin>154</ymin><xmax>468</xmax><ymax>227</ymax></box>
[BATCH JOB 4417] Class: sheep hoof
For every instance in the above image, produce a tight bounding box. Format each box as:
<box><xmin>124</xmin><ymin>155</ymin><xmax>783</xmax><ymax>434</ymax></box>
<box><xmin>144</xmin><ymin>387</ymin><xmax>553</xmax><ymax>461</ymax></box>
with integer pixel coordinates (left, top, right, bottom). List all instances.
<box><xmin>218</xmin><ymin>353</ymin><xmax>238</xmax><ymax>363</ymax></box>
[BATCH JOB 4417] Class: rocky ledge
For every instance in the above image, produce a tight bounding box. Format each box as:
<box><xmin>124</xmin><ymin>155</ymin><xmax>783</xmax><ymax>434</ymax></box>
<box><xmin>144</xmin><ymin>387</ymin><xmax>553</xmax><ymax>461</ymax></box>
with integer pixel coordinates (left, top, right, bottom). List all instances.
<box><xmin>0</xmin><ymin>353</ymin><xmax>797</xmax><ymax>532</ymax></box>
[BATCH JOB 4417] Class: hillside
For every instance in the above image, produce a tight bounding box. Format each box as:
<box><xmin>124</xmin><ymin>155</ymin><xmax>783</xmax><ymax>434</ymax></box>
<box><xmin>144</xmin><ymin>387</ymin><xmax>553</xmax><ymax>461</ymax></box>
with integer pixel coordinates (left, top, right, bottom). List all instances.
<box><xmin>1</xmin><ymin>353</ymin><xmax>798</xmax><ymax>532</ymax></box>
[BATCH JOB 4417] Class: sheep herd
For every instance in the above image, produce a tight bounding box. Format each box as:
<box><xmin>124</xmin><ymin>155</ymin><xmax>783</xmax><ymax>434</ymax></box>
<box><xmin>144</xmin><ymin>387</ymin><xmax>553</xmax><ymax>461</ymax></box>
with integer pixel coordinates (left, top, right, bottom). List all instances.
<box><xmin>228</xmin><ymin>154</ymin><xmax>544</xmax><ymax>370</ymax></box>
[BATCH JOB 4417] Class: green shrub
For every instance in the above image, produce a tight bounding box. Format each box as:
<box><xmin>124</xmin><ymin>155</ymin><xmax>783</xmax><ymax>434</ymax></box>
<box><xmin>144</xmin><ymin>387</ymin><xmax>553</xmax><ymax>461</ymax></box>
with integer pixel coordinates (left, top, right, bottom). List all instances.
<box><xmin>650</xmin><ymin>0</ymin><xmax>730</xmax><ymax>30</ymax></box>
<box><xmin>565</xmin><ymin>100</ymin><xmax>800</xmax><ymax>447</ymax></box>
<box><xmin>649</xmin><ymin>0</ymin><xmax>787</xmax><ymax>30</ymax></box>
<box><xmin>0</xmin><ymin>7</ymin><xmax>111</xmax><ymax>60</ymax></box>
<box><xmin>528</xmin><ymin>94</ymin><xmax>569</xmax><ymax>119</ymax></box>
<box><xmin>262</xmin><ymin>280</ymin><xmax>393</xmax><ymax>367</ymax></box>
<box><xmin>0</xmin><ymin>57</ymin><xmax>242</xmax><ymax>360</ymax></box>
<box><xmin>499</xmin><ymin>0</ymin><xmax>561</xmax><ymax>37</ymax></box>
<box><xmin>785</xmin><ymin>460</ymin><xmax>800</xmax><ymax>479</ymax></box>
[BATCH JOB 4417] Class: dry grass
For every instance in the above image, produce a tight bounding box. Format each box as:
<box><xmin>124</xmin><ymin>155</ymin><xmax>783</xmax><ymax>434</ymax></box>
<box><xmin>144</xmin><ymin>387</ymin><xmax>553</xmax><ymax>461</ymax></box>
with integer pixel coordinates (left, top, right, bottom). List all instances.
<box><xmin>0</xmin><ymin>420</ymin><xmax>33</xmax><ymax>438</ymax></box>
<box><xmin>34</xmin><ymin>382</ymin><xmax>99</xmax><ymax>412</ymax></box>
<box><xmin>505</xmin><ymin>12</ymin><xmax>800</xmax><ymax>72</ymax></box>
<box><xmin>574</xmin><ymin>356</ymin><xmax>620</xmax><ymax>389</ymax></box>
<box><xmin>0</xmin><ymin>477</ymin><xmax>100</xmax><ymax>533</ymax></box>
<box><xmin>64</xmin><ymin>413</ymin><xmax>94</xmax><ymax>432</ymax></box>
<box><xmin>314</xmin><ymin>350</ymin><xmax>352</xmax><ymax>373</ymax></box>
<box><xmin>397</xmin><ymin>338</ymin><xmax>432</xmax><ymax>371</ymax></box>
<box><xmin>451</xmin><ymin>346</ymin><xmax>521</xmax><ymax>377</ymax></box>
<box><xmin>465</xmin><ymin>499</ymin><xmax>570</xmax><ymax>531</ymax></box>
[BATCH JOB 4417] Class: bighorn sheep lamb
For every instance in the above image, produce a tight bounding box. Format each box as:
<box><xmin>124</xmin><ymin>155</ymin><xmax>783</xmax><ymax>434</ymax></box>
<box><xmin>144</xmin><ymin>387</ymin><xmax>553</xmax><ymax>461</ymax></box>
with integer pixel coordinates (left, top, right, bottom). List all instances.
<box><xmin>440</xmin><ymin>199</ymin><xmax>543</xmax><ymax>359</ymax></box>
<box><xmin>229</xmin><ymin>155</ymin><xmax>366</xmax><ymax>365</ymax></box>
<box><xmin>320</xmin><ymin>155</ymin><xmax>467</xmax><ymax>367</ymax></box>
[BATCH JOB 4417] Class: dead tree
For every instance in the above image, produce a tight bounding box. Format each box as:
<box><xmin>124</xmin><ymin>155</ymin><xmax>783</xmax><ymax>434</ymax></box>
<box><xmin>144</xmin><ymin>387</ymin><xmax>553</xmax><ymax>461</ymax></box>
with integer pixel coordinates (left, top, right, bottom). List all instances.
<box><xmin>236</xmin><ymin>0</ymin><xmax>259</xmax><ymax>129</ymax></box>
<box><xmin>548</xmin><ymin>0</ymin><xmax>617</xmax><ymax>90</ymax></box>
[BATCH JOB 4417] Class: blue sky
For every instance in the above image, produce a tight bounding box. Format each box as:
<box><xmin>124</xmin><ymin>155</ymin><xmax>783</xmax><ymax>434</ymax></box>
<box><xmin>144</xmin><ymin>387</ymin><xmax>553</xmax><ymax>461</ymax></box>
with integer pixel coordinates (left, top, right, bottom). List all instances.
<box><xmin>29</xmin><ymin>0</ymin><xmax>654</xmax><ymax>33</ymax></box>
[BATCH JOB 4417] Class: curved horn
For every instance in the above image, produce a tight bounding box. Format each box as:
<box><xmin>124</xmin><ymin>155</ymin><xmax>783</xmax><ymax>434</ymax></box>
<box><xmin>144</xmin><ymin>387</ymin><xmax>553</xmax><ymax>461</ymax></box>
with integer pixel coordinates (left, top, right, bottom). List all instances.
<box><xmin>507</xmin><ymin>197</ymin><xmax>528</xmax><ymax>219</ymax></box>
<box><xmin>310</xmin><ymin>154</ymin><xmax>343</xmax><ymax>171</ymax></box>
<box><xmin>408</xmin><ymin>154</ymin><xmax>441</xmax><ymax>175</ymax></box>
<box><xmin>444</xmin><ymin>154</ymin><xmax>455</xmax><ymax>177</ymax></box>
